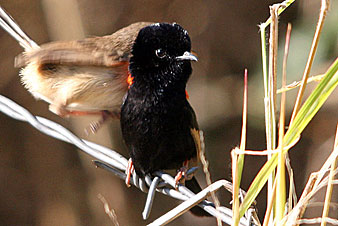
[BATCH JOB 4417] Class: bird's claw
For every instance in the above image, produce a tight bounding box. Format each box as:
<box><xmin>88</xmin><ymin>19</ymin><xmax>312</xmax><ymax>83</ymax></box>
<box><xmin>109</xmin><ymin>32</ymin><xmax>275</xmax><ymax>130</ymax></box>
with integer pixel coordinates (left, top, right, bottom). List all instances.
<box><xmin>174</xmin><ymin>160</ymin><xmax>192</xmax><ymax>188</ymax></box>
<box><xmin>84</xmin><ymin>110</ymin><xmax>119</xmax><ymax>135</ymax></box>
<box><xmin>125</xmin><ymin>158</ymin><xmax>134</xmax><ymax>187</ymax></box>
<box><xmin>174</xmin><ymin>169</ymin><xmax>185</xmax><ymax>188</ymax></box>
<box><xmin>85</xmin><ymin>121</ymin><xmax>101</xmax><ymax>135</ymax></box>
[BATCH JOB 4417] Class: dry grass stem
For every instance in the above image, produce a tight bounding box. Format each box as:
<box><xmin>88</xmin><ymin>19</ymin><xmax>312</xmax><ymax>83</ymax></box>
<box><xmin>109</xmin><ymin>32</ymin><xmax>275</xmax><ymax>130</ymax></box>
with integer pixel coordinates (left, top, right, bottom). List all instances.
<box><xmin>266</xmin><ymin>5</ymin><xmax>281</xmax><ymax>218</ymax></box>
<box><xmin>234</xmin><ymin>136</ymin><xmax>300</xmax><ymax>156</ymax></box>
<box><xmin>307</xmin><ymin>201</ymin><xmax>338</xmax><ymax>209</ymax></box>
<box><xmin>288</xmin><ymin>168</ymin><xmax>295</xmax><ymax>213</ymax></box>
<box><xmin>283</xmin><ymin>143</ymin><xmax>338</xmax><ymax>225</ymax></box>
<box><xmin>232</xmin><ymin>69</ymin><xmax>248</xmax><ymax>226</ymax></box>
<box><xmin>232</xmin><ymin>150</ymin><xmax>240</xmax><ymax>226</ymax></box>
<box><xmin>262</xmin><ymin>177</ymin><xmax>277</xmax><ymax>226</ymax></box>
<box><xmin>98</xmin><ymin>194</ymin><xmax>120</xmax><ymax>226</ymax></box>
<box><xmin>297</xmin><ymin>217</ymin><xmax>338</xmax><ymax>225</ymax></box>
<box><xmin>276</xmin><ymin>21</ymin><xmax>292</xmax><ymax>222</ymax></box>
<box><xmin>199</xmin><ymin>131</ymin><xmax>222</xmax><ymax>226</ymax></box>
<box><xmin>290</xmin><ymin>0</ymin><xmax>330</xmax><ymax>124</ymax></box>
<box><xmin>268</xmin><ymin>5</ymin><xmax>279</xmax><ymax>111</ymax></box>
<box><xmin>321</xmin><ymin>125</ymin><xmax>338</xmax><ymax>226</ymax></box>
<box><xmin>285</xmin><ymin>151</ymin><xmax>298</xmax><ymax>212</ymax></box>
<box><xmin>280</xmin><ymin>23</ymin><xmax>292</xmax><ymax>141</ymax></box>
<box><xmin>277</xmin><ymin>74</ymin><xmax>324</xmax><ymax>93</ymax></box>
<box><xmin>240</xmin><ymin>69</ymin><xmax>248</xmax><ymax>151</ymax></box>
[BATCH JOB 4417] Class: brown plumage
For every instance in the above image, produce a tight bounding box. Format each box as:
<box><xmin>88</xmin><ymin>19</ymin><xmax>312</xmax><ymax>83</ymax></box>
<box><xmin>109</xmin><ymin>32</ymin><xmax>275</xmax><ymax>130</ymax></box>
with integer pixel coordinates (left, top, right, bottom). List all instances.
<box><xmin>0</xmin><ymin>6</ymin><xmax>151</xmax><ymax>117</ymax></box>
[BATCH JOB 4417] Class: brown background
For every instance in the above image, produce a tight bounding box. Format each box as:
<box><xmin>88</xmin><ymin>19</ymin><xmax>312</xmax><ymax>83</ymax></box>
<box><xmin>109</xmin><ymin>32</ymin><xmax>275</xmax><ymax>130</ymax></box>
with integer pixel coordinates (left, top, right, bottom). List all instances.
<box><xmin>0</xmin><ymin>0</ymin><xmax>337</xmax><ymax>225</ymax></box>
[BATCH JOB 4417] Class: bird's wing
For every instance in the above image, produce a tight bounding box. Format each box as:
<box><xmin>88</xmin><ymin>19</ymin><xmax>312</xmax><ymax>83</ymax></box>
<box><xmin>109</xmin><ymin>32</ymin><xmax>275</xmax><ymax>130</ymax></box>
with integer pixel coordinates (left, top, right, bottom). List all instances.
<box><xmin>15</xmin><ymin>22</ymin><xmax>152</xmax><ymax>113</ymax></box>
<box><xmin>186</xmin><ymin>101</ymin><xmax>201</xmax><ymax>168</ymax></box>
<box><xmin>15</xmin><ymin>22</ymin><xmax>153</xmax><ymax>68</ymax></box>
<box><xmin>190</xmin><ymin>128</ymin><xmax>201</xmax><ymax>167</ymax></box>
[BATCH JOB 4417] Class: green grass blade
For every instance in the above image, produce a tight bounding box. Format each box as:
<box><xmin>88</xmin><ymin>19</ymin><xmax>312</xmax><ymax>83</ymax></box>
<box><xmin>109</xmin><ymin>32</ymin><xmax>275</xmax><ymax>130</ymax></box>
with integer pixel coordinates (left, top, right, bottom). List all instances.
<box><xmin>239</xmin><ymin>58</ymin><xmax>338</xmax><ymax>217</ymax></box>
<box><xmin>284</xmin><ymin>58</ymin><xmax>338</xmax><ymax>145</ymax></box>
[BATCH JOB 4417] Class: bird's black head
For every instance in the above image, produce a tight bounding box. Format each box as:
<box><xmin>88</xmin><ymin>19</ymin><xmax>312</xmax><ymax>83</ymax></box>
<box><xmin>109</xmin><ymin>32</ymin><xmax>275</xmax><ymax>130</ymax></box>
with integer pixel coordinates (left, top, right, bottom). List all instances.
<box><xmin>129</xmin><ymin>23</ymin><xmax>197</xmax><ymax>88</ymax></box>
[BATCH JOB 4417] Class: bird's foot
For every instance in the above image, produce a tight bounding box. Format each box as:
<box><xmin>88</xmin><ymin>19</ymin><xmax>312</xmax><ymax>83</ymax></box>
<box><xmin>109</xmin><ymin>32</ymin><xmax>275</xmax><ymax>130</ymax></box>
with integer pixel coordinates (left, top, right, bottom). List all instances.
<box><xmin>125</xmin><ymin>158</ymin><xmax>134</xmax><ymax>187</ymax></box>
<box><xmin>174</xmin><ymin>160</ymin><xmax>190</xmax><ymax>188</ymax></box>
<box><xmin>85</xmin><ymin>110</ymin><xmax>120</xmax><ymax>135</ymax></box>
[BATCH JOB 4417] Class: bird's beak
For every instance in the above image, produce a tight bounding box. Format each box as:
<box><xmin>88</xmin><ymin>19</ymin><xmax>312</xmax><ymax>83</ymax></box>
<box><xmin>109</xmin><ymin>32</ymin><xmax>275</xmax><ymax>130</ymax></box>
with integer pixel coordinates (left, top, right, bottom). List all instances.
<box><xmin>176</xmin><ymin>51</ymin><xmax>198</xmax><ymax>62</ymax></box>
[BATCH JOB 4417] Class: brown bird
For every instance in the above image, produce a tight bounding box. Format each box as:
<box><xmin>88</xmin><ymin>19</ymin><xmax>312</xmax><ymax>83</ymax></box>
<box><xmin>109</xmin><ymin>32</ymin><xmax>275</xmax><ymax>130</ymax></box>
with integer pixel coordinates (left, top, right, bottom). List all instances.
<box><xmin>0</xmin><ymin>6</ymin><xmax>151</xmax><ymax>131</ymax></box>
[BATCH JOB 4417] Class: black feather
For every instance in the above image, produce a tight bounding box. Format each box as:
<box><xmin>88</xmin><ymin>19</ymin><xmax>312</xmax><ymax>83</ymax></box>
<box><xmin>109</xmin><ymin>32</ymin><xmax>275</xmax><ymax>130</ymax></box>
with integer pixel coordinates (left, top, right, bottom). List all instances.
<box><xmin>121</xmin><ymin>23</ymin><xmax>209</xmax><ymax>216</ymax></box>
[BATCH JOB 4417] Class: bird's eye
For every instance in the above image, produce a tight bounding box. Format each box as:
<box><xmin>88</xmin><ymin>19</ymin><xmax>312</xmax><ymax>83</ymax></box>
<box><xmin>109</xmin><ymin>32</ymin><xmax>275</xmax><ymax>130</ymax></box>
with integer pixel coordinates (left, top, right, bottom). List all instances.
<box><xmin>155</xmin><ymin>48</ymin><xmax>167</xmax><ymax>59</ymax></box>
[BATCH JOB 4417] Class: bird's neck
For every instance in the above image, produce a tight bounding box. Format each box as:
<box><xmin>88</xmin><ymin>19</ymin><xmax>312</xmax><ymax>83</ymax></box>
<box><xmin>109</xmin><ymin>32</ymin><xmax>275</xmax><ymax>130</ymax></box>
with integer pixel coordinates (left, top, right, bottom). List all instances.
<box><xmin>129</xmin><ymin>78</ymin><xmax>187</xmax><ymax>100</ymax></box>
<box><xmin>130</xmin><ymin>66</ymin><xmax>188</xmax><ymax>94</ymax></box>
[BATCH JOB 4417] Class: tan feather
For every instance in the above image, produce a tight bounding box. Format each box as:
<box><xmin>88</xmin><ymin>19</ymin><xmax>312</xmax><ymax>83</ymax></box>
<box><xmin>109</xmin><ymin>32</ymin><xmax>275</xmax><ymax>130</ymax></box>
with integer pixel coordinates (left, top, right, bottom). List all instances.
<box><xmin>189</xmin><ymin>128</ymin><xmax>201</xmax><ymax>168</ymax></box>
<box><xmin>11</xmin><ymin>22</ymin><xmax>153</xmax><ymax>116</ymax></box>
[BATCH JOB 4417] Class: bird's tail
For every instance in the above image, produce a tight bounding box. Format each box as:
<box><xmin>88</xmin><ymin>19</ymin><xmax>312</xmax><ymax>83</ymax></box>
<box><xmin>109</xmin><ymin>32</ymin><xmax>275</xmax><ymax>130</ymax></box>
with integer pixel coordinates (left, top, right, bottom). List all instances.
<box><xmin>185</xmin><ymin>176</ymin><xmax>212</xmax><ymax>217</ymax></box>
<box><xmin>0</xmin><ymin>6</ymin><xmax>39</xmax><ymax>50</ymax></box>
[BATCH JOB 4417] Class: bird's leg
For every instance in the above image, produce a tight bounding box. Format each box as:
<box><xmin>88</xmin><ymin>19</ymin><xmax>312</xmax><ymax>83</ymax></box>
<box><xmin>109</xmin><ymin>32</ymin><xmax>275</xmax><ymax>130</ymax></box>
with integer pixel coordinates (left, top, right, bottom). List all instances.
<box><xmin>125</xmin><ymin>158</ymin><xmax>134</xmax><ymax>187</ymax></box>
<box><xmin>174</xmin><ymin>160</ymin><xmax>189</xmax><ymax>188</ymax></box>
<box><xmin>49</xmin><ymin>105</ymin><xmax>119</xmax><ymax>134</ymax></box>
<box><xmin>85</xmin><ymin>110</ymin><xmax>120</xmax><ymax>135</ymax></box>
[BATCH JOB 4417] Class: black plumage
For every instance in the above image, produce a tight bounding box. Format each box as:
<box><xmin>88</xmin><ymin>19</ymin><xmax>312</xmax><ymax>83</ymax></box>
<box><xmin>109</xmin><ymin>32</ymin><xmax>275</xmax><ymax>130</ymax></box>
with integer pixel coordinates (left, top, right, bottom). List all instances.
<box><xmin>120</xmin><ymin>23</ymin><xmax>209</xmax><ymax>216</ymax></box>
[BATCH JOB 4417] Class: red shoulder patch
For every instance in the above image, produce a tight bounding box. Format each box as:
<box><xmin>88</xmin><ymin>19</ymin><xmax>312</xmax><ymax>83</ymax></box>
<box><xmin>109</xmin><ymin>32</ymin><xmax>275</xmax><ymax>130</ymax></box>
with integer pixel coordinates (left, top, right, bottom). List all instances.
<box><xmin>127</xmin><ymin>72</ymin><xmax>134</xmax><ymax>88</ymax></box>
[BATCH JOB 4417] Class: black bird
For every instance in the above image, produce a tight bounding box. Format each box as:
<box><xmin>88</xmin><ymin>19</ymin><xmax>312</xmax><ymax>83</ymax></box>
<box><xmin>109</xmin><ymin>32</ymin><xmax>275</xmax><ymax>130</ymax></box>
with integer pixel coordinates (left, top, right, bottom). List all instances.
<box><xmin>121</xmin><ymin>23</ymin><xmax>209</xmax><ymax>216</ymax></box>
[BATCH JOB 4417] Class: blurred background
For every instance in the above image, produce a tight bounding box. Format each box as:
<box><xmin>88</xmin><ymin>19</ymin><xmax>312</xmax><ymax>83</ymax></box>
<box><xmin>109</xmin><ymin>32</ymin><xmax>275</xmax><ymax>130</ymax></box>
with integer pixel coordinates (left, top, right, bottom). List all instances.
<box><xmin>0</xmin><ymin>0</ymin><xmax>337</xmax><ymax>225</ymax></box>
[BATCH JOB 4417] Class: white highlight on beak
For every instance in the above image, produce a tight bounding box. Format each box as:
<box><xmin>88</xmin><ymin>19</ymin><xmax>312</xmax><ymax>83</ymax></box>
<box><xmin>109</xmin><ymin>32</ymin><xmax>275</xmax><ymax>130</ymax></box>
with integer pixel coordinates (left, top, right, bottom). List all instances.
<box><xmin>176</xmin><ymin>51</ymin><xmax>198</xmax><ymax>62</ymax></box>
